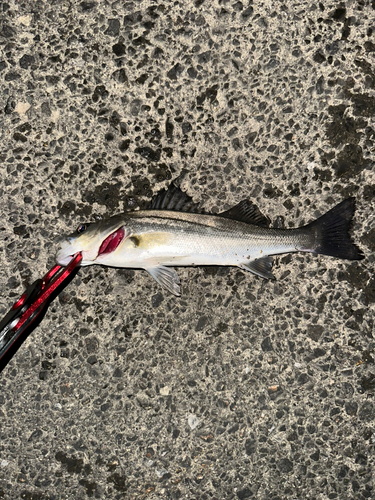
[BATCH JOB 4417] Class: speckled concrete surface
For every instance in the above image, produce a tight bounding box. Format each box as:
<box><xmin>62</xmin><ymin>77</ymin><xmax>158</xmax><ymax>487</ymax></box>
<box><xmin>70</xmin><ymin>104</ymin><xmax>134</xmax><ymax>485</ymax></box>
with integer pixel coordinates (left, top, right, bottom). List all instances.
<box><xmin>0</xmin><ymin>1</ymin><xmax>374</xmax><ymax>499</ymax></box>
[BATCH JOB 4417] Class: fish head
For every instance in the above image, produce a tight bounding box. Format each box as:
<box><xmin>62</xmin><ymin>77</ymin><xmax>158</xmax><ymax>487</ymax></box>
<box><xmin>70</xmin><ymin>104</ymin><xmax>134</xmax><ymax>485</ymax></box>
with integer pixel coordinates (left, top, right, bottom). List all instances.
<box><xmin>56</xmin><ymin>216</ymin><xmax>129</xmax><ymax>266</ymax></box>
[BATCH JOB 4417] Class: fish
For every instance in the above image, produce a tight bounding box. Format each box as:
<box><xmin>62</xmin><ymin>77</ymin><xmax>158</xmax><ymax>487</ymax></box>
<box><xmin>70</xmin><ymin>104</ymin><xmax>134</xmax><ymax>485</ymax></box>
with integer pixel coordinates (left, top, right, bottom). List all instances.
<box><xmin>55</xmin><ymin>184</ymin><xmax>364</xmax><ymax>296</ymax></box>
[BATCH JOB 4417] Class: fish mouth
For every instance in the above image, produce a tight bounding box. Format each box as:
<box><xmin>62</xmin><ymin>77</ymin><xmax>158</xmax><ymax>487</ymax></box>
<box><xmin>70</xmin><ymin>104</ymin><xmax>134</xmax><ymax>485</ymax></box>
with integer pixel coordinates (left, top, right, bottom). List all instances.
<box><xmin>56</xmin><ymin>238</ymin><xmax>77</xmax><ymax>266</ymax></box>
<box><xmin>56</xmin><ymin>253</ymin><xmax>77</xmax><ymax>266</ymax></box>
<box><xmin>97</xmin><ymin>227</ymin><xmax>125</xmax><ymax>257</ymax></box>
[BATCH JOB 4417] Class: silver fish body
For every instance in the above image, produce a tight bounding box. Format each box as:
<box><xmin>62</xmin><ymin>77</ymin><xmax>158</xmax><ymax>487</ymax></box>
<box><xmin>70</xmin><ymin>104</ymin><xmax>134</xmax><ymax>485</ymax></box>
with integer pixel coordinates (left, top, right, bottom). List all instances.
<box><xmin>78</xmin><ymin>211</ymin><xmax>311</xmax><ymax>267</ymax></box>
<box><xmin>56</xmin><ymin>185</ymin><xmax>363</xmax><ymax>295</ymax></box>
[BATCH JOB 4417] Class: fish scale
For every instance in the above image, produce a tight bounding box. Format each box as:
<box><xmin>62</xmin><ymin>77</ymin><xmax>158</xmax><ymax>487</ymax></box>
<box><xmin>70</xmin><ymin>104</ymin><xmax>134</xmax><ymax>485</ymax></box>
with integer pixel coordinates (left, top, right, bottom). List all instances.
<box><xmin>117</xmin><ymin>215</ymin><xmax>304</xmax><ymax>265</ymax></box>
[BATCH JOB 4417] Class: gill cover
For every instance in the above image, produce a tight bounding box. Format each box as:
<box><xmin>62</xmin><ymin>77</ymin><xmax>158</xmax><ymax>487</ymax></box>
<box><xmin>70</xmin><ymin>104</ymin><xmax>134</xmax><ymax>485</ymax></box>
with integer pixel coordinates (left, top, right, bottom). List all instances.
<box><xmin>56</xmin><ymin>216</ymin><xmax>127</xmax><ymax>266</ymax></box>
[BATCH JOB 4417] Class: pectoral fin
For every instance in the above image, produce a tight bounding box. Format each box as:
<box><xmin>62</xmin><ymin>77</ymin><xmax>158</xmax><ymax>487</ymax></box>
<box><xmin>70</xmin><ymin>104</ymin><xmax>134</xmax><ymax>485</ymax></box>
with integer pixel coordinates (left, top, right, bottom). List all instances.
<box><xmin>239</xmin><ymin>256</ymin><xmax>275</xmax><ymax>280</ymax></box>
<box><xmin>146</xmin><ymin>266</ymin><xmax>181</xmax><ymax>296</ymax></box>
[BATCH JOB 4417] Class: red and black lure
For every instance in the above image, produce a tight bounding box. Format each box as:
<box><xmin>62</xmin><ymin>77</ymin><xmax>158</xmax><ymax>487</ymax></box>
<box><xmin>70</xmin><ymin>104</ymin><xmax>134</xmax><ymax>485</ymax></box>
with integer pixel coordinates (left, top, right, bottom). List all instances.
<box><xmin>0</xmin><ymin>253</ymin><xmax>82</xmax><ymax>372</ymax></box>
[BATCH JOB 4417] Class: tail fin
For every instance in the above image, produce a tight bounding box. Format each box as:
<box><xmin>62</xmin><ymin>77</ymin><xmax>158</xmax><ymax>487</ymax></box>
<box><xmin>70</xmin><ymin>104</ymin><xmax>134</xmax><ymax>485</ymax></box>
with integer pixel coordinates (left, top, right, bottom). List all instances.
<box><xmin>304</xmin><ymin>198</ymin><xmax>364</xmax><ymax>260</ymax></box>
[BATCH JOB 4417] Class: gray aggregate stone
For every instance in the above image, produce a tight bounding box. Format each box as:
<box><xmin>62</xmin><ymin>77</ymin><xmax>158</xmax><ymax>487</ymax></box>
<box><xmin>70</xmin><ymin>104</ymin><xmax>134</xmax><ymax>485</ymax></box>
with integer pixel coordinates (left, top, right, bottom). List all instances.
<box><xmin>0</xmin><ymin>0</ymin><xmax>374</xmax><ymax>499</ymax></box>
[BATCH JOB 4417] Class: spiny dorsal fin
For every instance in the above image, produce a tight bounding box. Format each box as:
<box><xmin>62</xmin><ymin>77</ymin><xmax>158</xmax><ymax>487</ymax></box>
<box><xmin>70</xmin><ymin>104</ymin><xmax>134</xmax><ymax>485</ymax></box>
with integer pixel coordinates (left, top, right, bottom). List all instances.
<box><xmin>239</xmin><ymin>257</ymin><xmax>275</xmax><ymax>280</ymax></box>
<box><xmin>147</xmin><ymin>183</ymin><xmax>204</xmax><ymax>213</ymax></box>
<box><xmin>219</xmin><ymin>200</ymin><xmax>270</xmax><ymax>227</ymax></box>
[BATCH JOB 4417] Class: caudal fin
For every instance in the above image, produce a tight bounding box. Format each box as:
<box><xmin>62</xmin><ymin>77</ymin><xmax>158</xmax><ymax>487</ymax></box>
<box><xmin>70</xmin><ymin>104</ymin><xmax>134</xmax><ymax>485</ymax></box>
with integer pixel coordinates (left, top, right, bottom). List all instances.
<box><xmin>305</xmin><ymin>198</ymin><xmax>364</xmax><ymax>260</ymax></box>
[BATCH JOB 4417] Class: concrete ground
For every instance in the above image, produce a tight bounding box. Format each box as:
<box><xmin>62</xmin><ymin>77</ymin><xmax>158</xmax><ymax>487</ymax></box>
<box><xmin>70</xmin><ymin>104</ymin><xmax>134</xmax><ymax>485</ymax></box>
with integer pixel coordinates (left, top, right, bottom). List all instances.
<box><xmin>0</xmin><ymin>0</ymin><xmax>374</xmax><ymax>498</ymax></box>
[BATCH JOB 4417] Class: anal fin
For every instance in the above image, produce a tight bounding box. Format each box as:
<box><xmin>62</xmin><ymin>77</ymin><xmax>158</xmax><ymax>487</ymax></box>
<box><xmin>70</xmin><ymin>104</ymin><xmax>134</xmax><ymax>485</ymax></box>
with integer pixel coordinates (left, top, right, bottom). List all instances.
<box><xmin>239</xmin><ymin>256</ymin><xmax>275</xmax><ymax>280</ymax></box>
<box><xmin>146</xmin><ymin>265</ymin><xmax>181</xmax><ymax>296</ymax></box>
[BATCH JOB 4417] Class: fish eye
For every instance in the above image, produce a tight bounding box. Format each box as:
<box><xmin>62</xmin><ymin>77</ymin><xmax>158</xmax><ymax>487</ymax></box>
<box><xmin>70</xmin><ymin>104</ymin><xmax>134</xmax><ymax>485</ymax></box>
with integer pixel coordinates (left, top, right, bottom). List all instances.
<box><xmin>76</xmin><ymin>223</ymin><xmax>89</xmax><ymax>234</ymax></box>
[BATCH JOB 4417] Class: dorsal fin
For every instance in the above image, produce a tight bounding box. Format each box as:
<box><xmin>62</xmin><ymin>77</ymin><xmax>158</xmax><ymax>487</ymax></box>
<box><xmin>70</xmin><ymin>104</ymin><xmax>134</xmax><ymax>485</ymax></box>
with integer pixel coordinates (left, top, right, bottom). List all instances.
<box><xmin>219</xmin><ymin>200</ymin><xmax>270</xmax><ymax>227</ymax></box>
<box><xmin>147</xmin><ymin>183</ymin><xmax>204</xmax><ymax>213</ymax></box>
